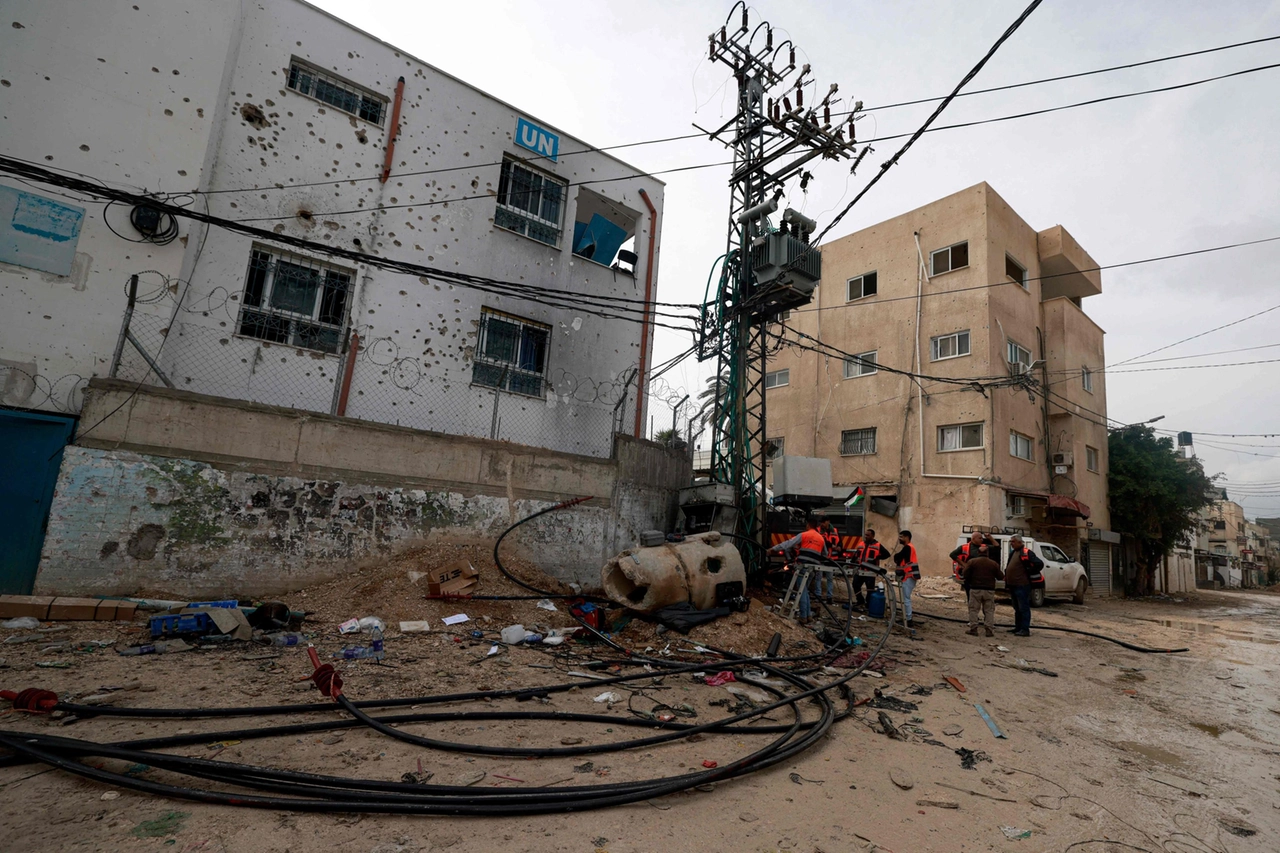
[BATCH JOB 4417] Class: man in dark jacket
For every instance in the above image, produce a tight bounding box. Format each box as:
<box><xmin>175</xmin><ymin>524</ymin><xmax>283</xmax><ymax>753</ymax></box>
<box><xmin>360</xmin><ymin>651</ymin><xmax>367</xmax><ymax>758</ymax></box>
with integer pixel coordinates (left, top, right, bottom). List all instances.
<box><xmin>1005</xmin><ymin>535</ymin><xmax>1043</xmax><ymax>636</ymax></box>
<box><xmin>963</xmin><ymin>554</ymin><xmax>1003</xmax><ymax>637</ymax></box>
<box><xmin>851</xmin><ymin>530</ymin><xmax>889</xmax><ymax>609</ymax></box>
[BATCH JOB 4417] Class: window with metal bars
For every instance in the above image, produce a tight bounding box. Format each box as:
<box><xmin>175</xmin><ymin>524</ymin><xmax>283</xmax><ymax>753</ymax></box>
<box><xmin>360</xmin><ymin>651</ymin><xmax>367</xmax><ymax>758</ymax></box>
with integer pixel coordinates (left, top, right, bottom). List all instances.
<box><xmin>495</xmin><ymin>157</ymin><xmax>566</xmax><ymax>247</ymax></box>
<box><xmin>237</xmin><ymin>248</ymin><xmax>352</xmax><ymax>354</ymax></box>
<box><xmin>471</xmin><ymin>309</ymin><xmax>551</xmax><ymax>396</ymax></box>
<box><xmin>286</xmin><ymin>60</ymin><xmax>386</xmax><ymax>125</ymax></box>
<box><xmin>840</xmin><ymin>427</ymin><xmax>877</xmax><ymax>456</ymax></box>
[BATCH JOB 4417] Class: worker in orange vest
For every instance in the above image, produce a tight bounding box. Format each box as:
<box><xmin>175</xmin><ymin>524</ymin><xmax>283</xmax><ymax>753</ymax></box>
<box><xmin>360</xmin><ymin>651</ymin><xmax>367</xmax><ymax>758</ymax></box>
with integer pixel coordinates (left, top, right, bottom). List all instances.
<box><xmin>770</xmin><ymin>517</ymin><xmax>827</xmax><ymax>623</ymax></box>
<box><xmin>893</xmin><ymin>529</ymin><xmax>921</xmax><ymax>628</ymax></box>
<box><xmin>814</xmin><ymin>519</ymin><xmax>841</xmax><ymax>604</ymax></box>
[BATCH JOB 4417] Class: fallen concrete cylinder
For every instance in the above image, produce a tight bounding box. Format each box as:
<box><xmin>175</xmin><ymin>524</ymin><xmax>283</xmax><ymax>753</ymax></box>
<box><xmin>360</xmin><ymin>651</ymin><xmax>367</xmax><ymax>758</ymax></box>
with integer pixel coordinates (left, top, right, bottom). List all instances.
<box><xmin>601</xmin><ymin>532</ymin><xmax>746</xmax><ymax>612</ymax></box>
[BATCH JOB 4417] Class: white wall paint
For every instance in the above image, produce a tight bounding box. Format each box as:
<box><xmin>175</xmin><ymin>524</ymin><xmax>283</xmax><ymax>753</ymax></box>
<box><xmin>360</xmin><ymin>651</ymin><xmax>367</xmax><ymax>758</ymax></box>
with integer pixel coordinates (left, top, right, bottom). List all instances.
<box><xmin>1</xmin><ymin>0</ymin><xmax>662</xmax><ymax>456</ymax></box>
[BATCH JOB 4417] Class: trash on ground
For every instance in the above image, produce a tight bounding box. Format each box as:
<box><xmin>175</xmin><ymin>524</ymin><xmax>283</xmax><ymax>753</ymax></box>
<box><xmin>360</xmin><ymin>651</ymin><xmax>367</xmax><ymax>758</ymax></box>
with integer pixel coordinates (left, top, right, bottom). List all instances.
<box><xmin>593</xmin><ymin>691</ymin><xmax>621</xmax><ymax>704</ymax></box>
<box><xmin>916</xmin><ymin>797</ymin><xmax>959</xmax><ymax>808</ymax></box>
<box><xmin>442</xmin><ymin>613</ymin><xmax>470</xmax><ymax>626</ymax></box>
<box><xmin>1000</xmin><ymin>826</ymin><xmax>1032</xmax><ymax>840</ymax></box>
<box><xmin>536</xmin><ymin>599</ymin><xmax>558</xmax><ymax>611</ymax></box>
<box><xmin>1</xmin><ymin>617</ymin><xmax>40</xmax><ymax>629</ymax></box>
<box><xmin>955</xmin><ymin>747</ymin><xmax>992</xmax><ymax>770</ymax></box>
<box><xmin>944</xmin><ymin>676</ymin><xmax>967</xmax><ymax>692</ymax></box>
<box><xmin>703</xmin><ymin>671</ymin><xmax>736</xmax><ymax>686</ymax></box>
<box><xmin>399</xmin><ymin>620</ymin><xmax>431</xmax><ymax>633</ymax></box>
<box><xmin>427</xmin><ymin>560</ymin><xmax>480</xmax><ymax>596</ymax></box>
<box><xmin>889</xmin><ymin>767</ymin><xmax>915</xmax><ymax>789</ymax></box>
<box><xmin>118</xmin><ymin>640</ymin><xmax>192</xmax><ymax>656</ymax></box>
<box><xmin>974</xmin><ymin>703</ymin><xmax>1006</xmax><ymax>738</ymax></box>
<box><xmin>501</xmin><ymin>624</ymin><xmax>528</xmax><ymax>644</ymax></box>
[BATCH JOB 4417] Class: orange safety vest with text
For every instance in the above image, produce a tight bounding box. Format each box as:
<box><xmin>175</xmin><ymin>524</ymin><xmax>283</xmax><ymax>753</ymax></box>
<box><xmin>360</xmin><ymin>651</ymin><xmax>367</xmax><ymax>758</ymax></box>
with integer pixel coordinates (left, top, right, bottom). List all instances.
<box><xmin>799</xmin><ymin>529</ymin><xmax>827</xmax><ymax>555</ymax></box>
<box><xmin>896</xmin><ymin>542</ymin><xmax>921</xmax><ymax>581</ymax></box>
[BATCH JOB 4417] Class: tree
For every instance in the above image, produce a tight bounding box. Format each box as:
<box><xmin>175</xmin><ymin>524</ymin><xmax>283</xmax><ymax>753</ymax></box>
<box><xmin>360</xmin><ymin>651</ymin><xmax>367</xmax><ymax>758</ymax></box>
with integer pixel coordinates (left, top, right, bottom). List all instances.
<box><xmin>1108</xmin><ymin>426</ymin><xmax>1215</xmax><ymax>595</ymax></box>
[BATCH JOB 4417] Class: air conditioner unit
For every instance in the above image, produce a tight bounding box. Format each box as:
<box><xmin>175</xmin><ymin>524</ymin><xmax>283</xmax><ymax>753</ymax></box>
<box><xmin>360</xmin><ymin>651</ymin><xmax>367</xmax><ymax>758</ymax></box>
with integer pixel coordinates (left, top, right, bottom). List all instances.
<box><xmin>1051</xmin><ymin>452</ymin><xmax>1074</xmax><ymax>467</ymax></box>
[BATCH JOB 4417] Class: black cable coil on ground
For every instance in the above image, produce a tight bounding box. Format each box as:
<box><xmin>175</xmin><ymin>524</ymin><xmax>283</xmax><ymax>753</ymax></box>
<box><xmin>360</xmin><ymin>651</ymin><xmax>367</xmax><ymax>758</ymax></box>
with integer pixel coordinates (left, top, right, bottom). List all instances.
<box><xmin>0</xmin><ymin>504</ymin><xmax>897</xmax><ymax>815</ymax></box>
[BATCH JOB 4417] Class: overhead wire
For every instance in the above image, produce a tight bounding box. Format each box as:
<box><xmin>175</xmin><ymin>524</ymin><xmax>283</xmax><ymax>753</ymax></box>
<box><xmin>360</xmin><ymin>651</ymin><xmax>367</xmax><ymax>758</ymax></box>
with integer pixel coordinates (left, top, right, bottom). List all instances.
<box><xmin>183</xmin><ymin>34</ymin><xmax>1280</xmax><ymax>200</ymax></box>
<box><xmin>0</xmin><ymin>157</ymin><xmax>703</xmax><ymax>334</ymax></box>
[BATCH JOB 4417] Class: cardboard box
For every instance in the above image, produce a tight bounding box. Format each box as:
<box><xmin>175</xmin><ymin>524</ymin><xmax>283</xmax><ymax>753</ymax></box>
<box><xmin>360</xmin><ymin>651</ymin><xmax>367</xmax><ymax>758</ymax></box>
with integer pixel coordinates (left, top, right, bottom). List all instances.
<box><xmin>113</xmin><ymin>601</ymin><xmax>139</xmax><ymax>621</ymax></box>
<box><xmin>0</xmin><ymin>595</ymin><xmax>55</xmax><ymax>620</ymax></box>
<box><xmin>426</xmin><ymin>560</ymin><xmax>480</xmax><ymax>596</ymax></box>
<box><xmin>47</xmin><ymin>597</ymin><xmax>102</xmax><ymax>621</ymax></box>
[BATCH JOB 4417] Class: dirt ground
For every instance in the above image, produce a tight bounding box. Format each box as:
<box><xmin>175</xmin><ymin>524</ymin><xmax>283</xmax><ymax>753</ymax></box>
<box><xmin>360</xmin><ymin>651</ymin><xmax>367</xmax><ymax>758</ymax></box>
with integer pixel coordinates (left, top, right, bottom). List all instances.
<box><xmin>1</xmin><ymin>556</ymin><xmax>1278</xmax><ymax>853</ymax></box>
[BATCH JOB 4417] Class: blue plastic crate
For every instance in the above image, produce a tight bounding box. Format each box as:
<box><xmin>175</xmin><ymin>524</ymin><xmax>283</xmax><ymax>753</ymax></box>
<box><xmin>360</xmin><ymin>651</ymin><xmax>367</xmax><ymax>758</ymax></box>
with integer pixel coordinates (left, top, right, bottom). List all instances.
<box><xmin>149</xmin><ymin>601</ymin><xmax>239</xmax><ymax>638</ymax></box>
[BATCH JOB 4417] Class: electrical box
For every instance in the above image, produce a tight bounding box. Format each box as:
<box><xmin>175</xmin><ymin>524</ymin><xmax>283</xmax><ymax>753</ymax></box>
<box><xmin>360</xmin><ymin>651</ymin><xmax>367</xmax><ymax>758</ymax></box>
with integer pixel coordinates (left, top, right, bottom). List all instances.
<box><xmin>772</xmin><ymin>456</ymin><xmax>833</xmax><ymax>508</ymax></box>
<box><xmin>1051</xmin><ymin>452</ymin><xmax>1073</xmax><ymax>467</ymax></box>
<box><xmin>749</xmin><ymin>232</ymin><xmax>822</xmax><ymax>316</ymax></box>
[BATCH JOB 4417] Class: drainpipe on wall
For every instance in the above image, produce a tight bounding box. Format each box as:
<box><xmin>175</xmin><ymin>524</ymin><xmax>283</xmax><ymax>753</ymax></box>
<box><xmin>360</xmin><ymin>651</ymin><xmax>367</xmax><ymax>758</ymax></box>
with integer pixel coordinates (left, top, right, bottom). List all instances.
<box><xmin>913</xmin><ymin>232</ymin><xmax>981</xmax><ymax>483</ymax></box>
<box><xmin>335</xmin><ymin>331</ymin><xmax>360</xmax><ymax>416</ymax></box>
<box><xmin>633</xmin><ymin>188</ymin><xmax>658</xmax><ymax>438</ymax></box>
<box><xmin>380</xmin><ymin>77</ymin><xmax>406</xmax><ymax>184</ymax></box>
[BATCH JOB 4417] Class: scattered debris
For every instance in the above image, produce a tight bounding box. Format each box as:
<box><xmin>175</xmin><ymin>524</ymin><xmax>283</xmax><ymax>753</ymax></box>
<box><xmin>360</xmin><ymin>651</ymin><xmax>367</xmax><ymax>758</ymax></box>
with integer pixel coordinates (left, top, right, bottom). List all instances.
<box><xmin>877</xmin><ymin>711</ymin><xmax>904</xmax><ymax>741</ymax></box>
<box><xmin>973</xmin><ymin>703</ymin><xmax>1006</xmax><ymax>738</ymax></box>
<box><xmin>788</xmin><ymin>773</ymin><xmax>823</xmax><ymax>785</ymax></box>
<box><xmin>455</xmin><ymin>770</ymin><xmax>487</xmax><ymax>787</ymax></box>
<box><xmin>943</xmin><ymin>724</ymin><xmax>964</xmax><ymax>736</ymax></box>
<box><xmin>441</xmin><ymin>614</ymin><xmax>470</xmax><ymax>626</ymax></box>
<box><xmin>703</xmin><ymin>671</ymin><xmax>736</xmax><ymax>687</ymax></box>
<box><xmin>536</xmin><ymin>599</ymin><xmax>558</xmax><ymax>611</ymax></box>
<box><xmin>999</xmin><ymin>826</ymin><xmax>1032</xmax><ymax>840</ymax></box>
<box><xmin>1218</xmin><ymin>816</ymin><xmax>1258</xmax><ymax>837</ymax></box>
<box><xmin>560</xmin><ymin>737</ymin><xmax>584</xmax><ymax>746</ymax></box>
<box><xmin>593</xmin><ymin>692</ymin><xmax>621</xmax><ymax>704</ymax></box>
<box><xmin>889</xmin><ymin>767</ymin><xmax>915</xmax><ymax>790</ymax></box>
<box><xmin>916</xmin><ymin>797</ymin><xmax>959</xmax><ymax>809</ymax></box>
<box><xmin>399</xmin><ymin>620</ymin><xmax>431</xmax><ymax>633</ymax></box>
<box><xmin>1</xmin><ymin>617</ymin><xmax>40</xmax><ymax>629</ymax></box>
<box><xmin>955</xmin><ymin>748</ymin><xmax>991</xmax><ymax>770</ymax></box>
<box><xmin>701</xmin><ymin>760</ymin><xmax>717</xmax><ymax>768</ymax></box>
<box><xmin>944</xmin><ymin>676</ymin><xmax>967</xmax><ymax>693</ymax></box>
<box><xmin>869</xmin><ymin>693</ymin><xmax>918</xmax><ymax>713</ymax></box>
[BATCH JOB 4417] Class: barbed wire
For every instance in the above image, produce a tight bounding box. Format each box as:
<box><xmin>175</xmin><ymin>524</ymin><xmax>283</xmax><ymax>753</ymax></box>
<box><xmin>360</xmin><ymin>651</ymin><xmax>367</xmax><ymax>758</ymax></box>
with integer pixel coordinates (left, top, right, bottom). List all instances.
<box><xmin>0</xmin><ymin>365</ymin><xmax>88</xmax><ymax>414</ymax></box>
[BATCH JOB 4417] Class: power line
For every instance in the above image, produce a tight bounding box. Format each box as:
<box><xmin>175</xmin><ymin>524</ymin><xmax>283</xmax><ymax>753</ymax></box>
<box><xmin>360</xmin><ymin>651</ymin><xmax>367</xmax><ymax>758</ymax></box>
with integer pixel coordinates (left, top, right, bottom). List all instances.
<box><xmin>187</xmin><ymin>33</ymin><xmax>1280</xmax><ymax>201</ymax></box>
<box><xmin>795</xmin><ymin>234</ymin><xmax>1280</xmax><ymax>316</ymax></box>
<box><xmin>1092</xmin><ymin>341</ymin><xmax>1280</xmax><ymax>367</ymax></box>
<box><xmin>0</xmin><ymin>156</ymin><xmax>703</xmax><ymax>333</ymax></box>
<box><xmin>1110</xmin><ymin>300</ymin><xmax>1280</xmax><ymax>367</ymax></box>
<box><xmin>794</xmin><ymin>0</ymin><xmax>1047</xmax><ymax>253</ymax></box>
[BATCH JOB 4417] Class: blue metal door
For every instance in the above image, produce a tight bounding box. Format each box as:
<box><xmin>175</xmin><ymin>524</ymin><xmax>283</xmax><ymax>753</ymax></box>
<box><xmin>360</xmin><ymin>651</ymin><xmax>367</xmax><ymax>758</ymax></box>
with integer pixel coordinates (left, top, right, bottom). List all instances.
<box><xmin>0</xmin><ymin>409</ymin><xmax>75</xmax><ymax>594</ymax></box>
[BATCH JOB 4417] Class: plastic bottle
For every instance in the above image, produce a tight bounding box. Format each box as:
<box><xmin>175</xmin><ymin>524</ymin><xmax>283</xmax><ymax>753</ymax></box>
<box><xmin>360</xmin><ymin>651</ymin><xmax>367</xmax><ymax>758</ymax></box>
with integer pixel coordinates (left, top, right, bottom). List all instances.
<box><xmin>500</xmin><ymin>624</ymin><xmax>527</xmax><ymax>644</ymax></box>
<box><xmin>118</xmin><ymin>640</ymin><xmax>192</xmax><ymax>656</ymax></box>
<box><xmin>266</xmin><ymin>632</ymin><xmax>307</xmax><ymax>647</ymax></box>
<box><xmin>333</xmin><ymin>627</ymin><xmax>384</xmax><ymax>661</ymax></box>
<box><xmin>523</xmin><ymin>633</ymin><xmax>544</xmax><ymax>644</ymax></box>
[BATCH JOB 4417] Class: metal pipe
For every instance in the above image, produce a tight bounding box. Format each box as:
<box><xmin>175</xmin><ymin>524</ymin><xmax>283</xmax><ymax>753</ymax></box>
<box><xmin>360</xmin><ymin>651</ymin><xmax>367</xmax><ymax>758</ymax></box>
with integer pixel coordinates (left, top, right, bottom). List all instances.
<box><xmin>633</xmin><ymin>188</ymin><xmax>659</xmax><ymax>437</ymax></box>
<box><xmin>380</xmin><ymin>77</ymin><xmax>406</xmax><ymax>184</ymax></box>
<box><xmin>124</xmin><ymin>330</ymin><xmax>174</xmax><ymax>388</ymax></box>
<box><xmin>109</xmin><ymin>275</ymin><xmax>139</xmax><ymax>377</ymax></box>
<box><xmin>336</xmin><ymin>331</ymin><xmax>360</xmax><ymax>416</ymax></box>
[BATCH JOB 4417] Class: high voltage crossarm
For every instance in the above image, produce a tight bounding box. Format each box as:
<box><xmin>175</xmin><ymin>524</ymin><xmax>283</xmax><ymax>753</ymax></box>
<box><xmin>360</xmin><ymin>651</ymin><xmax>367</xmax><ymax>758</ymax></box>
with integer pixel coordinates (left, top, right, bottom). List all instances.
<box><xmin>698</xmin><ymin>2</ymin><xmax>867</xmax><ymax>573</ymax></box>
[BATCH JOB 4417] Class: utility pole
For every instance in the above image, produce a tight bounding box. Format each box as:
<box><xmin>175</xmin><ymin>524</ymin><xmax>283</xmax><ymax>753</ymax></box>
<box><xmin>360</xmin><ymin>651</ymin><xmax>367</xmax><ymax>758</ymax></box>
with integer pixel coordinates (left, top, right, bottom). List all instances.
<box><xmin>697</xmin><ymin>3</ymin><xmax>866</xmax><ymax>573</ymax></box>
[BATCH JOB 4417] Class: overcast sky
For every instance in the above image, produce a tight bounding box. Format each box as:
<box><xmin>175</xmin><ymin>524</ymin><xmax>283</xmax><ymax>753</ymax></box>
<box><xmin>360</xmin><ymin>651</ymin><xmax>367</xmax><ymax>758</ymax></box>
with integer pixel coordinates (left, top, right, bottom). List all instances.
<box><xmin>314</xmin><ymin>0</ymin><xmax>1280</xmax><ymax>519</ymax></box>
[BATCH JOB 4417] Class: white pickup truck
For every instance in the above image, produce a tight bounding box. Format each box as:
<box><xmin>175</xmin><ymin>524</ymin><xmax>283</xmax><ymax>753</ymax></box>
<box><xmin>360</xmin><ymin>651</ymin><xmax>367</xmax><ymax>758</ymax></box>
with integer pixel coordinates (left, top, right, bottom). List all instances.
<box><xmin>953</xmin><ymin>534</ymin><xmax>1088</xmax><ymax>607</ymax></box>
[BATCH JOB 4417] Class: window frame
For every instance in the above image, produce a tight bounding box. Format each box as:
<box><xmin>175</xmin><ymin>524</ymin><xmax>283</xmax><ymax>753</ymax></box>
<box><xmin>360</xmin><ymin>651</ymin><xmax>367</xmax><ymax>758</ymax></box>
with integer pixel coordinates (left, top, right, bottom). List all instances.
<box><xmin>471</xmin><ymin>309</ymin><xmax>552</xmax><ymax>397</ymax></box>
<box><xmin>1009</xmin><ymin>495</ymin><xmax>1026</xmax><ymax>517</ymax></box>
<box><xmin>1081</xmin><ymin>366</ymin><xmax>1094</xmax><ymax>393</ymax></box>
<box><xmin>930</xmin><ymin>330</ymin><xmax>971</xmax><ymax>361</ymax></box>
<box><xmin>494</xmin><ymin>156</ymin><xmax>567</xmax><ymax>248</ymax></box>
<box><xmin>1086</xmin><ymin>445</ymin><xmax>1099</xmax><ymax>473</ymax></box>
<box><xmin>765</xmin><ymin>436</ymin><xmax>785</xmax><ymax>460</ymax></box>
<box><xmin>285</xmin><ymin>59</ymin><xmax>387</xmax><ymax>126</ymax></box>
<box><xmin>938</xmin><ymin>422</ymin><xmax>984</xmax><ymax>452</ymax></box>
<box><xmin>843</xmin><ymin>350</ymin><xmax>878</xmax><ymax>379</ymax></box>
<box><xmin>1005</xmin><ymin>253</ymin><xmax>1028</xmax><ymax>289</ymax></box>
<box><xmin>1009</xmin><ymin>430</ymin><xmax>1034</xmax><ymax>462</ymax></box>
<box><xmin>846</xmin><ymin>271</ymin><xmax>878</xmax><ymax>302</ymax></box>
<box><xmin>840</xmin><ymin>427</ymin><xmax>877</xmax><ymax>456</ymax></box>
<box><xmin>765</xmin><ymin>368</ymin><xmax>790</xmax><ymax>389</ymax></box>
<box><xmin>236</xmin><ymin>246</ymin><xmax>353</xmax><ymax>355</ymax></box>
<box><xmin>1007</xmin><ymin>340</ymin><xmax>1033</xmax><ymax>375</ymax></box>
<box><xmin>929</xmin><ymin>241</ymin><xmax>969</xmax><ymax>276</ymax></box>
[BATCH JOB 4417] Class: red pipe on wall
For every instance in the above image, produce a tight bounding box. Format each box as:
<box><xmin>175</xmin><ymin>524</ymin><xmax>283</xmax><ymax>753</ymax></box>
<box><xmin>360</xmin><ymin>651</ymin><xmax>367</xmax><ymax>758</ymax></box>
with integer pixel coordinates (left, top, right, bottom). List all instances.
<box><xmin>380</xmin><ymin>77</ymin><xmax>406</xmax><ymax>184</ymax></box>
<box><xmin>336</xmin><ymin>331</ymin><xmax>360</xmax><ymax>416</ymax></box>
<box><xmin>633</xmin><ymin>188</ymin><xmax>658</xmax><ymax>438</ymax></box>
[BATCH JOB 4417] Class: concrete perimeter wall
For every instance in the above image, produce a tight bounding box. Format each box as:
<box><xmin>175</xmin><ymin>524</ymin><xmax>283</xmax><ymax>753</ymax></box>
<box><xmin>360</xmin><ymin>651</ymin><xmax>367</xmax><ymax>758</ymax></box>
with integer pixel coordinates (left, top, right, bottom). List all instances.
<box><xmin>35</xmin><ymin>379</ymin><xmax>688</xmax><ymax>597</ymax></box>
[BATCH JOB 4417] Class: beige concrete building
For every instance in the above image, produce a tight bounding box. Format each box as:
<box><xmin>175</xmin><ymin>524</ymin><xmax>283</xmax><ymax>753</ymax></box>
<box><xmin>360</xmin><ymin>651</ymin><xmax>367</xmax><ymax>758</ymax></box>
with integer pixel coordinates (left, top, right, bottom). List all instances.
<box><xmin>765</xmin><ymin>183</ymin><xmax>1113</xmax><ymax>584</ymax></box>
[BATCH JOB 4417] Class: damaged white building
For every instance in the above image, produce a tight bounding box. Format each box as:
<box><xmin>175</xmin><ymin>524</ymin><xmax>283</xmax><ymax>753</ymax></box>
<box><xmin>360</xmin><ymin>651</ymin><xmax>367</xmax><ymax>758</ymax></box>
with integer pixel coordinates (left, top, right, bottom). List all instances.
<box><xmin>0</xmin><ymin>0</ymin><xmax>678</xmax><ymax>598</ymax></box>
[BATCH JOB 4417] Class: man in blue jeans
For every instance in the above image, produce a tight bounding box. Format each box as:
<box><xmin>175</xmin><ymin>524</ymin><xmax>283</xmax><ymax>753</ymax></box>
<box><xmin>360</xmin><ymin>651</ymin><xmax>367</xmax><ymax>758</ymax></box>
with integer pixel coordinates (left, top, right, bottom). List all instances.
<box><xmin>770</xmin><ymin>518</ymin><xmax>828</xmax><ymax>624</ymax></box>
<box><xmin>1004</xmin><ymin>535</ymin><xmax>1043</xmax><ymax>636</ymax></box>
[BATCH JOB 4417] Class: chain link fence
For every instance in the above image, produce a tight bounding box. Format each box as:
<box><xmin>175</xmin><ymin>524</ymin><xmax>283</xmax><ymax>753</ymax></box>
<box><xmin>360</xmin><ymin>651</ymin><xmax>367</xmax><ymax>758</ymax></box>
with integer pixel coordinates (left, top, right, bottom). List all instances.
<box><xmin>109</xmin><ymin>273</ymin><xmax>641</xmax><ymax>459</ymax></box>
